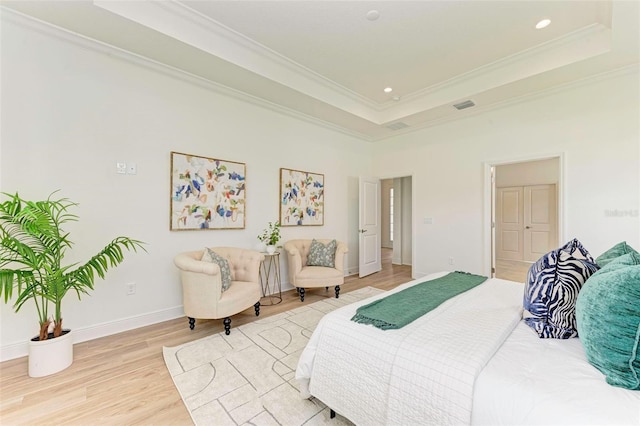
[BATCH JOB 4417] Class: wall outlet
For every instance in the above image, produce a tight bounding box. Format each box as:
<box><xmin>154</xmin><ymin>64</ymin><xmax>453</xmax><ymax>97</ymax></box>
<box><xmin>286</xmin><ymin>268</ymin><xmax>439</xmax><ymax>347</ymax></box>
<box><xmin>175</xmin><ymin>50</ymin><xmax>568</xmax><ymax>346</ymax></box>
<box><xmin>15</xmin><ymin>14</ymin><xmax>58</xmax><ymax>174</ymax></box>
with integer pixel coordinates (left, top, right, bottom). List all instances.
<box><xmin>116</xmin><ymin>162</ymin><xmax>127</xmax><ymax>174</ymax></box>
<box><xmin>126</xmin><ymin>282</ymin><xmax>136</xmax><ymax>295</ymax></box>
<box><xmin>448</xmin><ymin>257</ymin><xmax>454</xmax><ymax>265</ymax></box>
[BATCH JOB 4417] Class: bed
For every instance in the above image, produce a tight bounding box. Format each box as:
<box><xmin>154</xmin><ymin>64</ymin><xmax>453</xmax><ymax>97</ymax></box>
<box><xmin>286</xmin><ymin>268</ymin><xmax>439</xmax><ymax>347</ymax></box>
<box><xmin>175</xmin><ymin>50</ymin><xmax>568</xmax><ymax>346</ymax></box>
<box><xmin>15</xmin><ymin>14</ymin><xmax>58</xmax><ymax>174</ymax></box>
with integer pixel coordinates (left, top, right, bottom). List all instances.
<box><xmin>295</xmin><ymin>272</ymin><xmax>640</xmax><ymax>425</ymax></box>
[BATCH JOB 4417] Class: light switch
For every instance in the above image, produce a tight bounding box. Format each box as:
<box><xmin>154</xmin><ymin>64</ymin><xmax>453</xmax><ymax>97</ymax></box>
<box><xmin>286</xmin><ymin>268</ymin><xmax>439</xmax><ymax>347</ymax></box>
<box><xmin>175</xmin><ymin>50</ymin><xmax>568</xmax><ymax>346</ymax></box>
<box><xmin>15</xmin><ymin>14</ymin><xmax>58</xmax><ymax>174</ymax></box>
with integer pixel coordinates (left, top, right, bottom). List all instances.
<box><xmin>423</xmin><ymin>217</ymin><xmax>433</xmax><ymax>224</ymax></box>
<box><xmin>116</xmin><ymin>162</ymin><xmax>126</xmax><ymax>174</ymax></box>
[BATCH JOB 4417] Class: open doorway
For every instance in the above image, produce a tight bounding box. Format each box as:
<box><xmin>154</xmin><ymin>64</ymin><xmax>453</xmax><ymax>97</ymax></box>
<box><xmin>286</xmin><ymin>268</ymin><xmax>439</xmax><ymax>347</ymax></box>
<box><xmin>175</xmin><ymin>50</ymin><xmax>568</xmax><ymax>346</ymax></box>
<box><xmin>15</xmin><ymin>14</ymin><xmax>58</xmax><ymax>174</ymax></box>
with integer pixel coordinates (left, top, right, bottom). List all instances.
<box><xmin>358</xmin><ymin>175</ymin><xmax>414</xmax><ymax>279</ymax></box>
<box><xmin>381</xmin><ymin>177</ymin><xmax>412</xmax><ymax>271</ymax></box>
<box><xmin>488</xmin><ymin>156</ymin><xmax>563</xmax><ymax>283</ymax></box>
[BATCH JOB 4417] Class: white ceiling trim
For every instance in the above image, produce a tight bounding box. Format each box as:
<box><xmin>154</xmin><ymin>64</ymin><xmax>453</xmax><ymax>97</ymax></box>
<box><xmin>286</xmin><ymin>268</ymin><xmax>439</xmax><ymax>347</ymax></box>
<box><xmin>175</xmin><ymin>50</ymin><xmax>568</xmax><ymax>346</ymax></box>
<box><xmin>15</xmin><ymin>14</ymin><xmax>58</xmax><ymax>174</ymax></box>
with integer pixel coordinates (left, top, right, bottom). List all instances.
<box><xmin>2</xmin><ymin>7</ymin><xmax>372</xmax><ymax>141</ymax></box>
<box><xmin>4</xmin><ymin>5</ymin><xmax>633</xmax><ymax>143</ymax></box>
<box><xmin>377</xmin><ymin>63</ymin><xmax>639</xmax><ymax>140</ymax></box>
<box><xmin>94</xmin><ymin>0</ymin><xmax>614</xmax><ymax>128</ymax></box>
<box><xmin>379</xmin><ymin>23</ymin><xmax>612</xmax><ymax>124</ymax></box>
<box><xmin>93</xmin><ymin>0</ymin><xmax>381</xmax><ymax>122</ymax></box>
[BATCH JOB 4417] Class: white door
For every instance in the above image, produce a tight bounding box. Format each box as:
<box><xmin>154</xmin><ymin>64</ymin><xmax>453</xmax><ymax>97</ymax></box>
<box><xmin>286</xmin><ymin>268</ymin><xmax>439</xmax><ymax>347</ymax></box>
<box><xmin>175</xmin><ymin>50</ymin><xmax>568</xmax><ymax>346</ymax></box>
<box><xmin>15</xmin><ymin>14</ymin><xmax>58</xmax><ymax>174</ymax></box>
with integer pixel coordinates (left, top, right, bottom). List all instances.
<box><xmin>524</xmin><ymin>184</ymin><xmax>557</xmax><ymax>261</ymax></box>
<box><xmin>496</xmin><ymin>187</ymin><xmax>524</xmax><ymax>260</ymax></box>
<box><xmin>359</xmin><ymin>177</ymin><xmax>381</xmax><ymax>277</ymax></box>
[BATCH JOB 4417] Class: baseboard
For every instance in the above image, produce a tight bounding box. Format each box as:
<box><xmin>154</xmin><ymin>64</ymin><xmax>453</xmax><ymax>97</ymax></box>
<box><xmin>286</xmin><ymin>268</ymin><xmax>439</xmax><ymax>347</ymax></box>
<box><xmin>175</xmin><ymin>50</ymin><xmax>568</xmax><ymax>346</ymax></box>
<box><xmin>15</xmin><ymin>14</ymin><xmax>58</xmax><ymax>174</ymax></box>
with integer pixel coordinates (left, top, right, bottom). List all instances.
<box><xmin>0</xmin><ymin>306</ymin><xmax>185</xmax><ymax>362</ymax></box>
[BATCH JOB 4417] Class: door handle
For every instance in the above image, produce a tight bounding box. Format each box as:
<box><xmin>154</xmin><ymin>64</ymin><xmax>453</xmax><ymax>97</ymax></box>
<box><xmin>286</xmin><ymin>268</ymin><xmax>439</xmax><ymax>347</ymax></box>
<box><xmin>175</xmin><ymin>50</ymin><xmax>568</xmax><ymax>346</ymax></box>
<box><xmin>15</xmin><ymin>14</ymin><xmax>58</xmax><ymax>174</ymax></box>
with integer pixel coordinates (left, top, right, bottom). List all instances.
<box><xmin>525</xmin><ymin>226</ymin><xmax>531</xmax><ymax>229</ymax></box>
<box><xmin>359</xmin><ymin>229</ymin><xmax>368</xmax><ymax>233</ymax></box>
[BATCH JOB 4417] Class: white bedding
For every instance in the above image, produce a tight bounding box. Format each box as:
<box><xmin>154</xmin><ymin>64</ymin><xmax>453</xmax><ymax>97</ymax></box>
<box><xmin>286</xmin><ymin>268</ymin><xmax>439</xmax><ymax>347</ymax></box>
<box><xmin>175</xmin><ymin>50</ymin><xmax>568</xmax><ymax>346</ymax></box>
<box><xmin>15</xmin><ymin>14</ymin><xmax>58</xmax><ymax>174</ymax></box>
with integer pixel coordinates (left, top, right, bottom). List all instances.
<box><xmin>296</xmin><ymin>272</ymin><xmax>524</xmax><ymax>425</ymax></box>
<box><xmin>473</xmin><ymin>321</ymin><xmax>640</xmax><ymax>426</ymax></box>
<box><xmin>296</xmin><ymin>273</ymin><xmax>640</xmax><ymax>426</ymax></box>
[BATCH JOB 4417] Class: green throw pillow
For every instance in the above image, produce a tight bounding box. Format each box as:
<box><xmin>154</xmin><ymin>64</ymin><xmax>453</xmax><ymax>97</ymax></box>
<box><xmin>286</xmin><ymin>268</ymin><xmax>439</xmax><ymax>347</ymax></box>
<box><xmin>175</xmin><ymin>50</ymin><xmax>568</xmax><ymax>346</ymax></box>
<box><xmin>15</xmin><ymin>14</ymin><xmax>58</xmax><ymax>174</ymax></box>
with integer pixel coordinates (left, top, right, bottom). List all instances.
<box><xmin>575</xmin><ymin>258</ymin><xmax>640</xmax><ymax>390</ymax></box>
<box><xmin>307</xmin><ymin>239</ymin><xmax>337</xmax><ymax>268</ymax></box>
<box><xmin>202</xmin><ymin>248</ymin><xmax>232</xmax><ymax>292</ymax></box>
<box><xmin>592</xmin><ymin>251</ymin><xmax>640</xmax><ymax>277</ymax></box>
<box><xmin>596</xmin><ymin>241</ymin><xmax>639</xmax><ymax>267</ymax></box>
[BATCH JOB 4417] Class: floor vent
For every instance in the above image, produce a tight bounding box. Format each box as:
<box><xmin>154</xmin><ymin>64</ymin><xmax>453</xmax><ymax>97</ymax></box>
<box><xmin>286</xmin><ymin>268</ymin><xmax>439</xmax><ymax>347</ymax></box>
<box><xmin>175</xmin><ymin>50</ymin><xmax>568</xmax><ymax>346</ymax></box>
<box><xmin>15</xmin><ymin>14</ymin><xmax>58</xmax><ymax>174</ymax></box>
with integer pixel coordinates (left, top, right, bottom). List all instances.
<box><xmin>453</xmin><ymin>100</ymin><xmax>476</xmax><ymax>110</ymax></box>
<box><xmin>385</xmin><ymin>121</ymin><xmax>409</xmax><ymax>131</ymax></box>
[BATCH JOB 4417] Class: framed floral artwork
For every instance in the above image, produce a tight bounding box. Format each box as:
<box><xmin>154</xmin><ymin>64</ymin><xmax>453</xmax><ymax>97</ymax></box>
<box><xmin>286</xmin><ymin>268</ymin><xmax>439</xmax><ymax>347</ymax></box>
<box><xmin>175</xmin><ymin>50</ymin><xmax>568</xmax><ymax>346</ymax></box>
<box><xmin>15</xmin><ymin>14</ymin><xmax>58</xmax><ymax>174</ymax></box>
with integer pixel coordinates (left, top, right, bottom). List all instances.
<box><xmin>279</xmin><ymin>168</ymin><xmax>324</xmax><ymax>226</ymax></box>
<box><xmin>170</xmin><ymin>151</ymin><xmax>246</xmax><ymax>230</ymax></box>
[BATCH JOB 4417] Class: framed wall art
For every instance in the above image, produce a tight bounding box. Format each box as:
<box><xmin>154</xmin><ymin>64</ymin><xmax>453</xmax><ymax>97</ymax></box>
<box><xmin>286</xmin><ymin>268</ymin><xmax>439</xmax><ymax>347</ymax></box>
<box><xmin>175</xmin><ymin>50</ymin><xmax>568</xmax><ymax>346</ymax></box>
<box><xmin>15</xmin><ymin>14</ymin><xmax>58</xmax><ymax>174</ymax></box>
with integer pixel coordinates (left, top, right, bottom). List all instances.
<box><xmin>170</xmin><ymin>151</ymin><xmax>246</xmax><ymax>230</ymax></box>
<box><xmin>279</xmin><ymin>167</ymin><xmax>324</xmax><ymax>226</ymax></box>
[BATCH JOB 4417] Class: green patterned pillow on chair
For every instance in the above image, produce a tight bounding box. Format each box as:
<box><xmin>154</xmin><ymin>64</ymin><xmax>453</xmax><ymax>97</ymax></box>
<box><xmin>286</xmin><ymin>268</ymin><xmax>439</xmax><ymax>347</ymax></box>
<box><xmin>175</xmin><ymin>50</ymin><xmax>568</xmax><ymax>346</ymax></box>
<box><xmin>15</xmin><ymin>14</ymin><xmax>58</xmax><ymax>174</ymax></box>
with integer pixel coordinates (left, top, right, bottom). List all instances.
<box><xmin>307</xmin><ymin>239</ymin><xmax>337</xmax><ymax>268</ymax></box>
<box><xmin>202</xmin><ymin>248</ymin><xmax>232</xmax><ymax>292</ymax></box>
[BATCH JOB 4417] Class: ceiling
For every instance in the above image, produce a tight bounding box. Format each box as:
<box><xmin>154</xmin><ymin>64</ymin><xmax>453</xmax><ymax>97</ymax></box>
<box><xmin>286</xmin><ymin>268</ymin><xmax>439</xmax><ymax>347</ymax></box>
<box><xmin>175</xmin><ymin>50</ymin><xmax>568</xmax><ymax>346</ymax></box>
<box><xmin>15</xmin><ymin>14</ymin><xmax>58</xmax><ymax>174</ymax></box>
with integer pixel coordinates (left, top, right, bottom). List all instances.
<box><xmin>2</xmin><ymin>1</ymin><xmax>638</xmax><ymax>141</ymax></box>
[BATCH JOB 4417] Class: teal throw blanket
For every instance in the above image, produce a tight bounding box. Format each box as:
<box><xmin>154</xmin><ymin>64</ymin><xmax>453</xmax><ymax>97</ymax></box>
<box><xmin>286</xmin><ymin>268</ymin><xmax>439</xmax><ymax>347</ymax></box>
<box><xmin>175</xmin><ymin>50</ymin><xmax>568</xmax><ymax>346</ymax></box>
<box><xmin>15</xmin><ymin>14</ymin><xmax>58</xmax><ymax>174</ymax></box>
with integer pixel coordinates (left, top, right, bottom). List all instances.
<box><xmin>351</xmin><ymin>271</ymin><xmax>488</xmax><ymax>330</ymax></box>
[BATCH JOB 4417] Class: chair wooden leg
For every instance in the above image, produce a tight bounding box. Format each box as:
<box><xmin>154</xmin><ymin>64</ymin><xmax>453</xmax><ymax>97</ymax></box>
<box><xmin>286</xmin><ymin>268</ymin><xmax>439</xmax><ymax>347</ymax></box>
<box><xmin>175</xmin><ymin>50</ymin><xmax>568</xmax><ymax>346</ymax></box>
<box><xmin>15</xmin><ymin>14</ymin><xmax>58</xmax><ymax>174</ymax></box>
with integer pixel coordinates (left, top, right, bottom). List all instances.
<box><xmin>254</xmin><ymin>301</ymin><xmax>260</xmax><ymax>316</ymax></box>
<box><xmin>335</xmin><ymin>285</ymin><xmax>340</xmax><ymax>299</ymax></box>
<box><xmin>298</xmin><ymin>287</ymin><xmax>305</xmax><ymax>302</ymax></box>
<box><xmin>188</xmin><ymin>317</ymin><xmax>196</xmax><ymax>330</ymax></box>
<box><xmin>223</xmin><ymin>317</ymin><xmax>231</xmax><ymax>335</ymax></box>
<box><xmin>330</xmin><ymin>409</ymin><xmax>336</xmax><ymax>419</ymax></box>
<box><xmin>325</xmin><ymin>286</ymin><xmax>329</xmax><ymax>291</ymax></box>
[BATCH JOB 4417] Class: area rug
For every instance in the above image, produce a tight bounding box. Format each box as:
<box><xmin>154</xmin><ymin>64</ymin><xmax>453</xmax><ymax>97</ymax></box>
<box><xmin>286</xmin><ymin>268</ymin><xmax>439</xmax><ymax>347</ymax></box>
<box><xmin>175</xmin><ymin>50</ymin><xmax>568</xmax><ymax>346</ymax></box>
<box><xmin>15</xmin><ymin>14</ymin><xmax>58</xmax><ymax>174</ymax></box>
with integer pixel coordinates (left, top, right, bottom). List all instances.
<box><xmin>163</xmin><ymin>286</ymin><xmax>383</xmax><ymax>426</ymax></box>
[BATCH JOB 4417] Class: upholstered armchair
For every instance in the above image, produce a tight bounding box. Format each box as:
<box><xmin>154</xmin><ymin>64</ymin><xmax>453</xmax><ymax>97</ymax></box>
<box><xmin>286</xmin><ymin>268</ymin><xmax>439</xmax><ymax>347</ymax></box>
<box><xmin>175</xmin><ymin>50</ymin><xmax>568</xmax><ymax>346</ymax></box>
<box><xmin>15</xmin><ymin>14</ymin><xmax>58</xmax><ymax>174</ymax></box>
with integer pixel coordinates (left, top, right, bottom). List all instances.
<box><xmin>283</xmin><ymin>239</ymin><xmax>348</xmax><ymax>302</ymax></box>
<box><xmin>174</xmin><ymin>247</ymin><xmax>264</xmax><ymax>334</ymax></box>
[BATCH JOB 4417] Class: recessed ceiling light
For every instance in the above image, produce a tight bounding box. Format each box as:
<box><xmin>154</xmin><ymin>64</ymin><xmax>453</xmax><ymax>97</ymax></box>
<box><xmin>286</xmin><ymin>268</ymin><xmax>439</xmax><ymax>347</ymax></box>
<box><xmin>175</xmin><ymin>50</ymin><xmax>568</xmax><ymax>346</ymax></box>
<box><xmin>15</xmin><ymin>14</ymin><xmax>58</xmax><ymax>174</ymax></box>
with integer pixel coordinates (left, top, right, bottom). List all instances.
<box><xmin>535</xmin><ymin>18</ymin><xmax>551</xmax><ymax>29</ymax></box>
<box><xmin>384</xmin><ymin>87</ymin><xmax>393</xmax><ymax>93</ymax></box>
<box><xmin>366</xmin><ymin>10</ymin><xmax>380</xmax><ymax>21</ymax></box>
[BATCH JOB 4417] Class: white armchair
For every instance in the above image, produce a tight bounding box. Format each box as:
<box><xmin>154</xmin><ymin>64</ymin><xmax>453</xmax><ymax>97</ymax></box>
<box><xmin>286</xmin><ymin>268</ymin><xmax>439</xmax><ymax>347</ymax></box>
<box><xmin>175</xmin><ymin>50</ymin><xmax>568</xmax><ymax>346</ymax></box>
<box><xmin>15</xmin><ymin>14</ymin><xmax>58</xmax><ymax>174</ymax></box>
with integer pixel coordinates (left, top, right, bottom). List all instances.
<box><xmin>283</xmin><ymin>239</ymin><xmax>348</xmax><ymax>302</ymax></box>
<box><xmin>173</xmin><ymin>247</ymin><xmax>264</xmax><ymax>334</ymax></box>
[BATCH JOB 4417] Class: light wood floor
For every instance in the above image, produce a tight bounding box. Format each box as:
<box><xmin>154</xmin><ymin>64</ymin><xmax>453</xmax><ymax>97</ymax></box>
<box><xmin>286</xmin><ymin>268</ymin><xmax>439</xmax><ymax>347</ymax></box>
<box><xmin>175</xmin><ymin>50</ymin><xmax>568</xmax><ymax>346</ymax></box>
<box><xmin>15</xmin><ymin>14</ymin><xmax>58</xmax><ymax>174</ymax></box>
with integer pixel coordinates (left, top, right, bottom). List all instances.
<box><xmin>0</xmin><ymin>249</ymin><xmax>411</xmax><ymax>425</ymax></box>
<box><xmin>494</xmin><ymin>259</ymin><xmax>530</xmax><ymax>283</ymax></box>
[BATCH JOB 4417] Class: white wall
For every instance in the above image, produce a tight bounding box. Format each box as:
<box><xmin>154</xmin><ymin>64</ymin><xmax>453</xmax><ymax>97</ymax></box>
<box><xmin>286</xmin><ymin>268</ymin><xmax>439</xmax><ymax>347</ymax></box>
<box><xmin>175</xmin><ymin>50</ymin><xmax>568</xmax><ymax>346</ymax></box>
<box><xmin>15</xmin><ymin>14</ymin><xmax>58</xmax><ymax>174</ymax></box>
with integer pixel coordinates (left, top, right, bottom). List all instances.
<box><xmin>380</xmin><ymin>179</ymin><xmax>393</xmax><ymax>248</ymax></box>
<box><xmin>0</xmin><ymin>16</ymin><xmax>372</xmax><ymax>358</ymax></box>
<box><xmin>391</xmin><ymin>177</ymin><xmax>413</xmax><ymax>265</ymax></box>
<box><xmin>401</xmin><ymin>176</ymin><xmax>413</xmax><ymax>265</ymax></box>
<box><xmin>372</xmin><ymin>69</ymin><xmax>640</xmax><ymax>277</ymax></box>
<box><xmin>392</xmin><ymin>178</ymin><xmax>403</xmax><ymax>264</ymax></box>
<box><xmin>495</xmin><ymin>157</ymin><xmax>559</xmax><ymax>187</ymax></box>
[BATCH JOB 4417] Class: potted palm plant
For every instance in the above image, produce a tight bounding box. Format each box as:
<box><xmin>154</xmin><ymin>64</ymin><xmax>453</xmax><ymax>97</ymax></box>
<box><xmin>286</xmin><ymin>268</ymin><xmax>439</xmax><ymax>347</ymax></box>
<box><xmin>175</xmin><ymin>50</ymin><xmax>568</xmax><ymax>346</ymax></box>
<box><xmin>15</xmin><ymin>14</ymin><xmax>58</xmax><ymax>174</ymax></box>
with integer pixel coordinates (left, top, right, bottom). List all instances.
<box><xmin>0</xmin><ymin>191</ymin><xmax>145</xmax><ymax>377</ymax></box>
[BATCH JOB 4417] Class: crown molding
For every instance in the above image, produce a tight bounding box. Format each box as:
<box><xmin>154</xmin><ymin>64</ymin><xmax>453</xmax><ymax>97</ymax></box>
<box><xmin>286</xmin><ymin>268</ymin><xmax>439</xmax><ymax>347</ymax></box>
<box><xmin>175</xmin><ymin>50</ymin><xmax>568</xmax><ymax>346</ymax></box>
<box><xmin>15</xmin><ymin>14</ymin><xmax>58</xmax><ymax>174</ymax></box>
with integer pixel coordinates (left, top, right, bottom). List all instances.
<box><xmin>168</xmin><ymin>1</ymin><xmax>379</xmax><ymax>109</ymax></box>
<box><xmin>370</xmin><ymin>63</ymin><xmax>639</xmax><ymax>142</ymax></box>
<box><xmin>2</xmin><ymin>6</ymin><xmax>633</xmax><ymax>144</ymax></box>
<box><xmin>94</xmin><ymin>1</ymin><xmax>614</xmax><ymax>126</ymax></box>
<box><xmin>379</xmin><ymin>23</ymin><xmax>611</xmax><ymax>111</ymax></box>
<box><xmin>93</xmin><ymin>0</ymin><xmax>381</xmax><ymax>122</ymax></box>
<box><xmin>1</xmin><ymin>7</ymin><xmax>375</xmax><ymax>142</ymax></box>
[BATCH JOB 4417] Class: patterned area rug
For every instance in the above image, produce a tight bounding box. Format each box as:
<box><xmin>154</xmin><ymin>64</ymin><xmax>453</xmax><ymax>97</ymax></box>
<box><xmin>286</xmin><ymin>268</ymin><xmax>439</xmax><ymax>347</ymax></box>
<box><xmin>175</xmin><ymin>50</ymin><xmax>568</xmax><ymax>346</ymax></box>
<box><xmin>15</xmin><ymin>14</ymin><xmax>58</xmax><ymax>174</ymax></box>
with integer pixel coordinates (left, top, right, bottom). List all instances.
<box><xmin>163</xmin><ymin>286</ymin><xmax>383</xmax><ymax>426</ymax></box>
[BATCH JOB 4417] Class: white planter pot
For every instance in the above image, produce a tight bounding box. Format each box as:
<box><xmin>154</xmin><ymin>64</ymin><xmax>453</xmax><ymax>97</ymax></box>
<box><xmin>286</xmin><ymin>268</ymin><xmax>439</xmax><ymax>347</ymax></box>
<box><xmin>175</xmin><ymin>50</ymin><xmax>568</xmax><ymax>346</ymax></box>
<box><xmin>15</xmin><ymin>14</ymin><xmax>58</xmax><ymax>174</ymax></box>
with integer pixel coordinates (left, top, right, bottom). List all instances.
<box><xmin>266</xmin><ymin>245</ymin><xmax>276</xmax><ymax>254</ymax></box>
<box><xmin>28</xmin><ymin>329</ymin><xmax>73</xmax><ymax>377</ymax></box>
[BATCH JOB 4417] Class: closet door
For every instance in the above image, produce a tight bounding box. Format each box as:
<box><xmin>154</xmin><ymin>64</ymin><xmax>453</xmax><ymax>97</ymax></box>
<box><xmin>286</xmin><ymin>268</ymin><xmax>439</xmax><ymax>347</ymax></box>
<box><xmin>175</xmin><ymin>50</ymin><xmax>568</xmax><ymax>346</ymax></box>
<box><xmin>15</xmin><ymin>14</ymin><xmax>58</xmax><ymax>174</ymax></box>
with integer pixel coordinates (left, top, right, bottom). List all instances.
<box><xmin>524</xmin><ymin>184</ymin><xmax>557</xmax><ymax>262</ymax></box>
<box><xmin>496</xmin><ymin>187</ymin><xmax>524</xmax><ymax>261</ymax></box>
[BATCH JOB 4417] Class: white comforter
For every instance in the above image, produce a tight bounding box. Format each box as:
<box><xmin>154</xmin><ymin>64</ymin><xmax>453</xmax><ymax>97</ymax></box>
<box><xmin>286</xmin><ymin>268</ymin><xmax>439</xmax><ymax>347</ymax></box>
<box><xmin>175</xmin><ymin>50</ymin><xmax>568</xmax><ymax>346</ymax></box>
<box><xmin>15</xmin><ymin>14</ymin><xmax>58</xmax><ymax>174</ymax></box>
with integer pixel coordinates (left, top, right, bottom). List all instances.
<box><xmin>473</xmin><ymin>321</ymin><xmax>640</xmax><ymax>426</ymax></box>
<box><xmin>296</xmin><ymin>272</ymin><xmax>524</xmax><ymax>425</ymax></box>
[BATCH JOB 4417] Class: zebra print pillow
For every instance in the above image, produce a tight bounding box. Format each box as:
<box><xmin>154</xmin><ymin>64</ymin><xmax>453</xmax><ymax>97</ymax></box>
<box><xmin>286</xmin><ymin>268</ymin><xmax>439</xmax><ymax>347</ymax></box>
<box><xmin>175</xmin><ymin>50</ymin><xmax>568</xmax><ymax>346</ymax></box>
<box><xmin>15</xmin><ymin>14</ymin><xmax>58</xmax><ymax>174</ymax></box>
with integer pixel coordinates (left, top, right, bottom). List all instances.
<box><xmin>523</xmin><ymin>238</ymin><xmax>600</xmax><ymax>339</ymax></box>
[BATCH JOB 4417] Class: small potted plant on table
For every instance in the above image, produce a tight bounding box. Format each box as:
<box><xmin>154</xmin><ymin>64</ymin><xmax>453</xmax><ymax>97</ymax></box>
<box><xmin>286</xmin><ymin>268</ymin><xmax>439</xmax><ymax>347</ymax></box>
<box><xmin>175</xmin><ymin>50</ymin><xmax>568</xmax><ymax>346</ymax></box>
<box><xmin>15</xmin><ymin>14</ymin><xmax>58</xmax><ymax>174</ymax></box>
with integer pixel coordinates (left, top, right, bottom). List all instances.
<box><xmin>258</xmin><ymin>221</ymin><xmax>281</xmax><ymax>254</ymax></box>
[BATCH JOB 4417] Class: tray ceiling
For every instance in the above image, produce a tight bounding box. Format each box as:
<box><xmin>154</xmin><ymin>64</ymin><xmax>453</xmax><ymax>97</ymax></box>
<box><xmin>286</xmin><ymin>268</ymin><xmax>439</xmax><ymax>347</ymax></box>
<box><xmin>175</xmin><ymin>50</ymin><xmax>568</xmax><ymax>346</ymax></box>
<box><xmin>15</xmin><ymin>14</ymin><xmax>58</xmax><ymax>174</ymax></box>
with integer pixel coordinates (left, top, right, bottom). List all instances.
<box><xmin>2</xmin><ymin>1</ymin><xmax>638</xmax><ymax>140</ymax></box>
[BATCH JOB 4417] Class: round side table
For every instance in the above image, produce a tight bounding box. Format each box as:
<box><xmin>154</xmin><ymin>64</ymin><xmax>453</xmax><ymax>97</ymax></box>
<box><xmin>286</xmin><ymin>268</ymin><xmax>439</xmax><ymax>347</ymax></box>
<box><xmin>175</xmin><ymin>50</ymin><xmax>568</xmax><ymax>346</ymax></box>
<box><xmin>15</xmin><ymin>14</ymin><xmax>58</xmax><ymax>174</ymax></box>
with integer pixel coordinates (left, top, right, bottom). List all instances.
<box><xmin>260</xmin><ymin>252</ymin><xmax>282</xmax><ymax>305</ymax></box>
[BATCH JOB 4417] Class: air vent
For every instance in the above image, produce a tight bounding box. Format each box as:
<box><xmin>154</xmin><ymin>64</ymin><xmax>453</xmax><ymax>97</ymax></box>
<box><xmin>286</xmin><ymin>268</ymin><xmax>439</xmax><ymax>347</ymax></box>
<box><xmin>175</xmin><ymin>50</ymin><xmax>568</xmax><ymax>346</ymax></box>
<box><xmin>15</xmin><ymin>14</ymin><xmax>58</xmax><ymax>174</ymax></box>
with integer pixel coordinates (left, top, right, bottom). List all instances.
<box><xmin>385</xmin><ymin>122</ymin><xmax>409</xmax><ymax>131</ymax></box>
<box><xmin>453</xmin><ymin>100</ymin><xmax>476</xmax><ymax>110</ymax></box>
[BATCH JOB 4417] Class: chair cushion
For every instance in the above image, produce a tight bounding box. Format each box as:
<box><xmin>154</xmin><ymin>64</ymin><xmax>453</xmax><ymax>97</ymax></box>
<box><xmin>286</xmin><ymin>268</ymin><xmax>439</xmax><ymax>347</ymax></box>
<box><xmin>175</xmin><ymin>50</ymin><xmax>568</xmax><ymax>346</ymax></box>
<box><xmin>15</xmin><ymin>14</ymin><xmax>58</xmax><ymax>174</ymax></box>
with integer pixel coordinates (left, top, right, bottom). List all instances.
<box><xmin>523</xmin><ymin>238</ymin><xmax>599</xmax><ymax>339</ymax></box>
<box><xmin>307</xmin><ymin>239</ymin><xmax>337</xmax><ymax>267</ymax></box>
<box><xmin>296</xmin><ymin>266</ymin><xmax>344</xmax><ymax>288</ymax></box>
<box><xmin>595</xmin><ymin>241</ymin><xmax>639</xmax><ymax>267</ymax></box>
<box><xmin>202</xmin><ymin>248</ymin><xmax>232</xmax><ymax>292</ymax></box>
<box><xmin>576</xmin><ymin>253</ymin><xmax>640</xmax><ymax>390</ymax></box>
